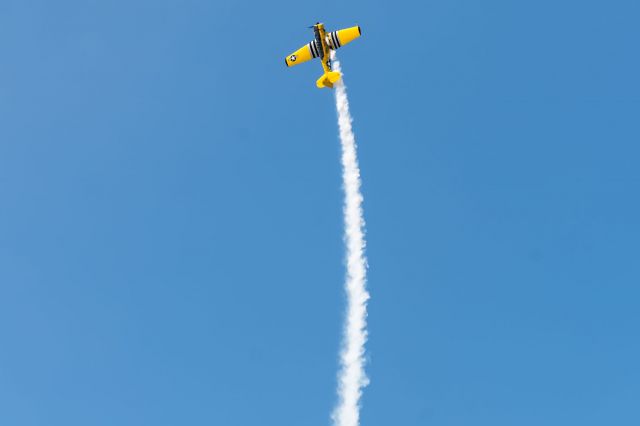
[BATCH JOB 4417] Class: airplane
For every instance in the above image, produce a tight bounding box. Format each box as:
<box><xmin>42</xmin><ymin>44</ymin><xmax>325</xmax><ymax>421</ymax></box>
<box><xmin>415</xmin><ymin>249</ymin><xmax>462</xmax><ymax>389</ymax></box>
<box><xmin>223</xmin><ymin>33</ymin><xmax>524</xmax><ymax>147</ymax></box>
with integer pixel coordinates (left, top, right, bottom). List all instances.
<box><xmin>285</xmin><ymin>22</ymin><xmax>361</xmax><ymax>89</ymax></box>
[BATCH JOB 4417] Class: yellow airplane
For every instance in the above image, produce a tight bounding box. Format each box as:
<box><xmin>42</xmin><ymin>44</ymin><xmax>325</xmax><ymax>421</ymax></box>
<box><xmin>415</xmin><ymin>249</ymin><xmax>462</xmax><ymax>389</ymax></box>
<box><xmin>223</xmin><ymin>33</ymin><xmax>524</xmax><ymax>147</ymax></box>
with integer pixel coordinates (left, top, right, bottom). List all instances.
<box><xmin>285</xmin><ymin>22</ymin><xmax>361</xmax><ymax>89</ymax></box>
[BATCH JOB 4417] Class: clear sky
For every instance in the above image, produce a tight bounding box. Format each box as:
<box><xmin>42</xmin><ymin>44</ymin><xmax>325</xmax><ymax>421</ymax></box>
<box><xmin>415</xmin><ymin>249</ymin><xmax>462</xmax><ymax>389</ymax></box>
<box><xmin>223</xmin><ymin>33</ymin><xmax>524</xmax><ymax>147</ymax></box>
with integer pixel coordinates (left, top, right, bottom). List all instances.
<box><xmin>1</xmin><ymin>1</ymin><xmax>639</xmax><ymax>425</ymax></box>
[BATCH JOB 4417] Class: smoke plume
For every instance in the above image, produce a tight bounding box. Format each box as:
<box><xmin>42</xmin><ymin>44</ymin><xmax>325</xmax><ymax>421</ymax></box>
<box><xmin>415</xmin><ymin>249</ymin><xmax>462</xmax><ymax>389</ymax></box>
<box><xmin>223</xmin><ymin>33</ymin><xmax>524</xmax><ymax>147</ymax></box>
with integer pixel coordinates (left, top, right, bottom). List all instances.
<box><xmin>331</xmin><ymin>54</ymin><xmax>370</xmax><ymax>426</ymax></box>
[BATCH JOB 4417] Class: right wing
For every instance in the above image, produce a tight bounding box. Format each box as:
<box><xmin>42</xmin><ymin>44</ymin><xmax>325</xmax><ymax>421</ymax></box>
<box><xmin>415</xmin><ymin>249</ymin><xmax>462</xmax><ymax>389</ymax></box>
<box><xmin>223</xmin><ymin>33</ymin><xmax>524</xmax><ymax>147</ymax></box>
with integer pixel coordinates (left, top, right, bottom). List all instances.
<box><xmin>285</xmin><ymin>40</ymin><xmax>322</xmax><ymax>67</ymax></box>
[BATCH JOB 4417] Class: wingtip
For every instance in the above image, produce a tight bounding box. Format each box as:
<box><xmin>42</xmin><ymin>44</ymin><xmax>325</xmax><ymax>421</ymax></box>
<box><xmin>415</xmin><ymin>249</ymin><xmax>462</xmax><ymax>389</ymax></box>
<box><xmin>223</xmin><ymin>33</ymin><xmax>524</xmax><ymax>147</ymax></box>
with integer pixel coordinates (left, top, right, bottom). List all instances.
<box><xmin>357</xmin><ymin>25</ymin><xmax>361</xmax><ymax>35</ymax></box>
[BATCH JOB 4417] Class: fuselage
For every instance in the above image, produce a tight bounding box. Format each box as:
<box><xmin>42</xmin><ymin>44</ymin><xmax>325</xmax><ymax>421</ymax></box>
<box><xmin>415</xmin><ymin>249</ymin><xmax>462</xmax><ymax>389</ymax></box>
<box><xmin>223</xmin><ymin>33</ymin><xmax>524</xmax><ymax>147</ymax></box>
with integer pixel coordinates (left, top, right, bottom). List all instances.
<box><xmin>313</xmin><ymin>23</ymin><xmax>332</xmax><ymax>73</ymax></box>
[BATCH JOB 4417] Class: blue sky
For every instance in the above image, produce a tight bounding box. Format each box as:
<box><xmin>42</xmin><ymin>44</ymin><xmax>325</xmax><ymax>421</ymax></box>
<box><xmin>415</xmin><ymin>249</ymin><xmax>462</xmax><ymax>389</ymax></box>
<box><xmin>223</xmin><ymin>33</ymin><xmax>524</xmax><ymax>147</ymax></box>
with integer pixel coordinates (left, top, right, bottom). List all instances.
<box><xmin>1</xmin><ymin>0</ymin><xmax>639</xmax><ymax>425</ymax></box>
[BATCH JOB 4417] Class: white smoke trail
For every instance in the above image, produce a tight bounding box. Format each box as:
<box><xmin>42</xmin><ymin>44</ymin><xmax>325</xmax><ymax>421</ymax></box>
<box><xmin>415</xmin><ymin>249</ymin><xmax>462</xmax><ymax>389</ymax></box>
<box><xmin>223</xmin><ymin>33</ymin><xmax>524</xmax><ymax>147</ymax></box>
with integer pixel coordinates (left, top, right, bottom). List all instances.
<box><xmin>331</xmin><ymin>54</ymin><xmax>370</xmax><ymax>426</ymax></box>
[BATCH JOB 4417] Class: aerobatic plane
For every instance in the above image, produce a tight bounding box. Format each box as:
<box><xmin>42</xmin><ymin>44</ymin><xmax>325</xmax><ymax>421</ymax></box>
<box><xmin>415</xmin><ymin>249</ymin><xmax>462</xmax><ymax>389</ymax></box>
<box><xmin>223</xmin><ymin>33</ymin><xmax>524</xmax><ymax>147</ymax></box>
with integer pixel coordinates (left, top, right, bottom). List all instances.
<box><xmin>285</xmin><ymin>22</ymin><xmax>361</xmax><ymax>89</ymax></box>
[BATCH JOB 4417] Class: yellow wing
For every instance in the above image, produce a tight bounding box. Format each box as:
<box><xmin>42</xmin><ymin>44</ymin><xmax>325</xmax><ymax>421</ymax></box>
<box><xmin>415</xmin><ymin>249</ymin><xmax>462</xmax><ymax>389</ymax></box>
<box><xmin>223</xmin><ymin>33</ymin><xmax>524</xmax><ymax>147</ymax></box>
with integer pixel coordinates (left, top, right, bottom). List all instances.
<box><xmin>325</xmin><ymin>26</ymin><xmax>361</xmax><ymax>50</ymax></box>
<box><xmin>284</xmin><ymin>41</ymin><xmax>322</xmax><ymax>67</ymax></box>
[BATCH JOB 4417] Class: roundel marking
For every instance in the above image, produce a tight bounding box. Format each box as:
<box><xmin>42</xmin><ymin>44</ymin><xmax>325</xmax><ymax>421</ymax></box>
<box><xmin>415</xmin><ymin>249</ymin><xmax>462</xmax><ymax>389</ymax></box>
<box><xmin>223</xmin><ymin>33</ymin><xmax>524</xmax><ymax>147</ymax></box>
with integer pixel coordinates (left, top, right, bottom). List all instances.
<box><xmin>289</xmin><ymin>55</ymin><xmax>297</xmax><ymax>62</ymax></box>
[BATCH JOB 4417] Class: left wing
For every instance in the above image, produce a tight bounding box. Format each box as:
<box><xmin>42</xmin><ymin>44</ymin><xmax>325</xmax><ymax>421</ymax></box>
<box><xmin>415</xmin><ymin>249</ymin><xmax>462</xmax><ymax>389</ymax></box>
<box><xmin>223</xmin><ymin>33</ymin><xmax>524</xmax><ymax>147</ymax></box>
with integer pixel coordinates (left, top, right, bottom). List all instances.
<box><xmin>285</xmin><ymin>40</ymin><xmax>322</xmax><ymax>67</ymax></box>
<box><xmin>325</xmin><ymin>26</ymin><xmax>361</xmax><ymax>50</ymax></box>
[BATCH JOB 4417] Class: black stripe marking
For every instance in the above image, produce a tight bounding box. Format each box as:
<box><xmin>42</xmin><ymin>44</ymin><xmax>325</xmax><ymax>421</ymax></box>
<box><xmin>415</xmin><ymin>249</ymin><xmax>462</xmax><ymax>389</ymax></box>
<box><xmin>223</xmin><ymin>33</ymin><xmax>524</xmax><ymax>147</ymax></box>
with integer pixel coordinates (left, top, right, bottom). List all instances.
<box><xmin>333</xmin><ymin>31</ymin><xmax>341</xmax><ymax>48</ymax></box>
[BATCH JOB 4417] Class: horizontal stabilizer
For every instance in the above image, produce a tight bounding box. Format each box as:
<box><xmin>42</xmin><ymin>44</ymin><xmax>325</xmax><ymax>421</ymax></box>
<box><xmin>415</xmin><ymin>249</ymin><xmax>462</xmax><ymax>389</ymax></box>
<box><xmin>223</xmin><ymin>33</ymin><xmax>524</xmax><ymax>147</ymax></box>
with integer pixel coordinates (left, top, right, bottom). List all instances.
<box><xmin>316</xmin><ymin>71</ymin><xmax>341</xmax><ymax>89</ymax></box>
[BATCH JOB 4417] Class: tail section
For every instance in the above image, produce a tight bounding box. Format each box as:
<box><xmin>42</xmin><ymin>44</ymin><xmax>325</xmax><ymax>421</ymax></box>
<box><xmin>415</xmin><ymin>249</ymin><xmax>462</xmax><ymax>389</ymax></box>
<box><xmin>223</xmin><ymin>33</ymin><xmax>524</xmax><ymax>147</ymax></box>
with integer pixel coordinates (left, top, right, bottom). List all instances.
<box><xmin>316</xmin><ymin>71</ymin><xmax>342</xmax><ymax>89</ymax></box>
